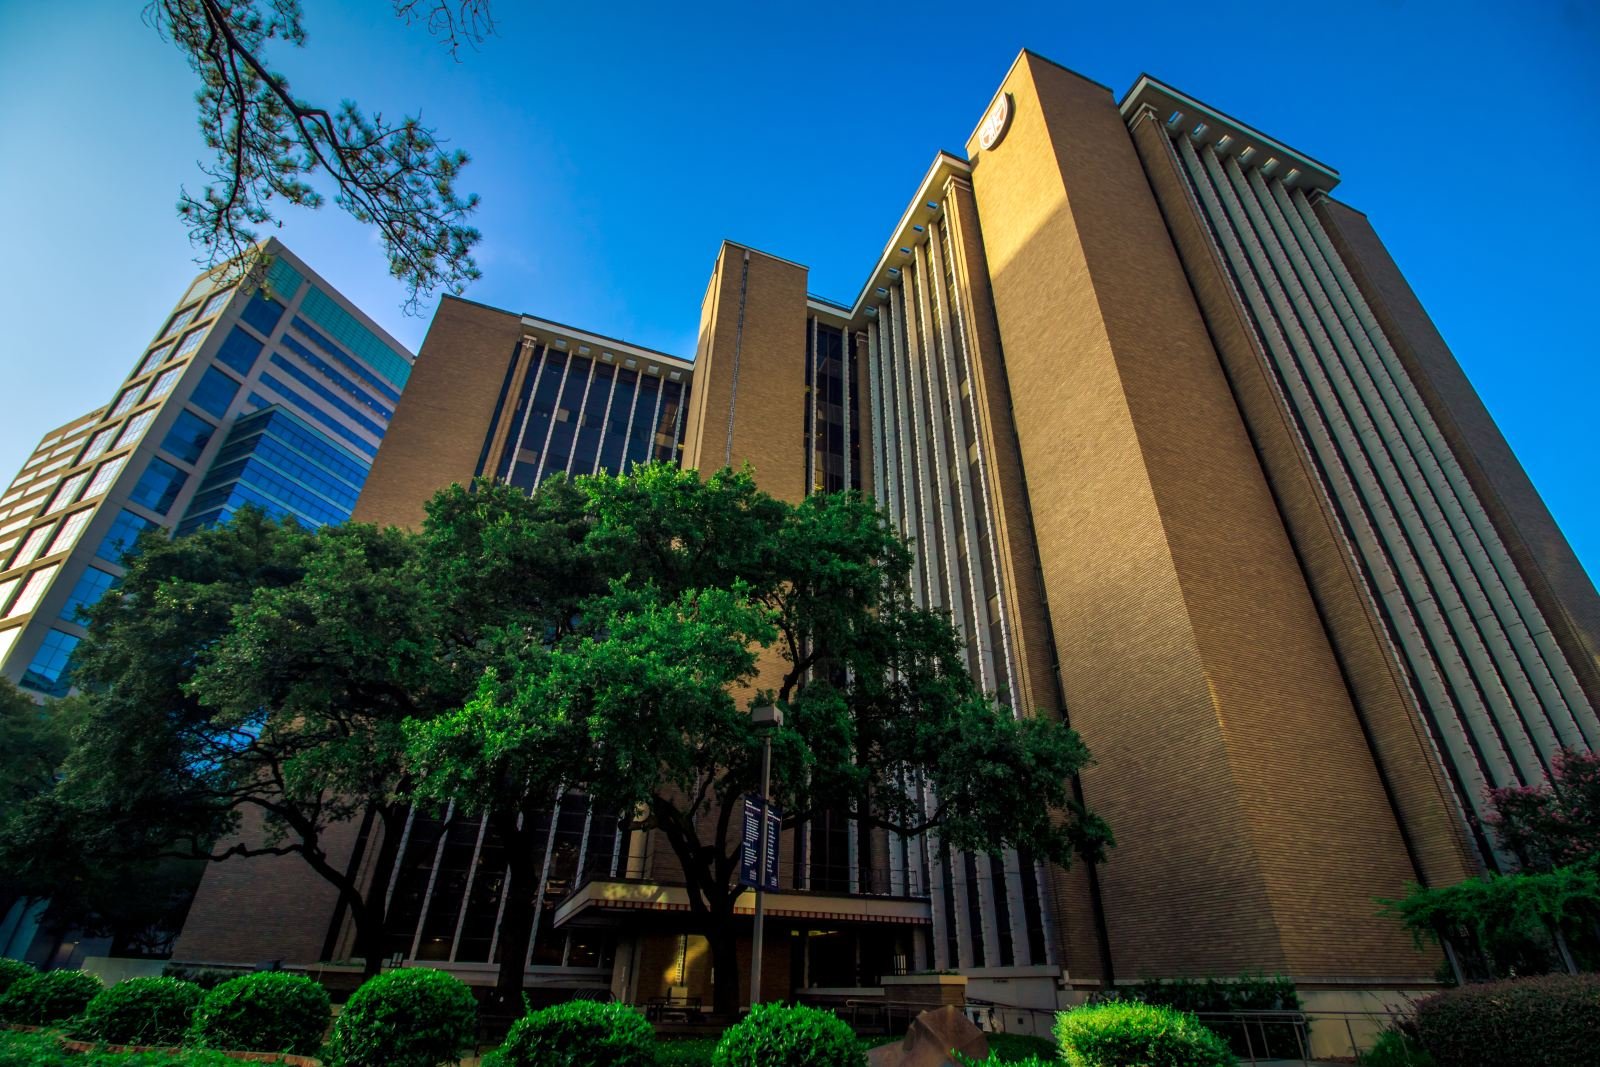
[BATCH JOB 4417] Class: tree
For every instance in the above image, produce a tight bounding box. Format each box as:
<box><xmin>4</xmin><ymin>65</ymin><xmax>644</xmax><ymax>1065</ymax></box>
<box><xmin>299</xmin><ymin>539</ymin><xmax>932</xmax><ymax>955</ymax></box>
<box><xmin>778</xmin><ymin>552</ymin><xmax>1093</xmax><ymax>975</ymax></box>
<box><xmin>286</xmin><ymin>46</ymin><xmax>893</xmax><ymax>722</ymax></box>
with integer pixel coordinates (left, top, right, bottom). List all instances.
<box><xmin>183</xmin><ymin>518</ymin><xmax>440</xmax><ymax>975</ymax></box>
<box><xmin>146</xmin><ymin>1</ymin><xmax>492</xmax><ymax>312</ymax></box>
<box><xmin>406</xmin><ymin>465</ymin><xmax>1113</xmax><ymax>1013</ymax></box>
<box><xmin>2</xmin><ymin>511</ymin><xmax>433</xmax><ymax>976</ymax></box>
<box><xmin>0</xmin><ymin>679</ymin><xmax>78</xmax><ymax>811</ymax></box>
<box><xmin>1381</xmin><ymin>749</ymin><xmax>1600</xmax><ymax>978</ymax></box>
<box><xmin>1484</xmin><ymin>748</ymin><xmax>1600</xmax><ymax>874</ymax></box>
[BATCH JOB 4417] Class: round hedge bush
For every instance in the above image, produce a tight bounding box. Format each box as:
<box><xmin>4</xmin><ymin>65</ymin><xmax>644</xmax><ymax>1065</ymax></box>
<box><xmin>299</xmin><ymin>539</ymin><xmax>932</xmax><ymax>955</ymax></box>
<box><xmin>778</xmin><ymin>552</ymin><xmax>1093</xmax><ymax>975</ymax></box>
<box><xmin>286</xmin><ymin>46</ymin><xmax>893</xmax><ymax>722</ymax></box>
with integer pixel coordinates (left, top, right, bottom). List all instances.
<box><xmin>1412</xmin><ymin>973</ymin><xmax>1600</xmax><ymax>1067</ymax></box>
<box><xmin>712</xmin><ymin>1003</ymin><xmax>865</xmax><ymax>1067</ymax></box>
<box><xmin>330</xmin><ymin>968</ymin><xmax>478</xmax><ymax>1067</ymax></box>
<box><xmin>77</xmin><ymin>976</ymin><xmax>204</xmax><ymax>1046</ymax></box>
<box><xmin>1056</xmin><ymin>1001</ymin><xmax>1235</xmax><ymax>1067</ymax></box>
<box><xmin>0</xmin><ymin>968</ymin><xmax>103</xmax><ymax>1026</ymax></box>
<box><xmin>186</xmin><ymin>971</ymin><xmax>329</xmax><ymax>1056</ymax></box>
<box><xmin>496</xmin><ymin>999</ymin><xmax>655</xmax><ymax>1067</ymax></box>
<box><xmin>0</xmin><ymin>958</ymin><xmax>35</xmax><ymax>999</ymax></box>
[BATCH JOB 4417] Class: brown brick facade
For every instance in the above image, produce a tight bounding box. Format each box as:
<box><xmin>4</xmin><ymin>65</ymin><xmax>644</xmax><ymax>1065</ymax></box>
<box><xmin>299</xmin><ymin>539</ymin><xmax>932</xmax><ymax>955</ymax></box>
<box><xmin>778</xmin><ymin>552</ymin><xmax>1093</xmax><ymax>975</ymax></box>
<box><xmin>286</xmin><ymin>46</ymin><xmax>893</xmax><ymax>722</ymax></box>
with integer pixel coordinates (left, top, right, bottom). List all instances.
<box><xmin>962</xmin><ymin>52</ymin><xmax>1439</xmax><ymax>981</ymax></box>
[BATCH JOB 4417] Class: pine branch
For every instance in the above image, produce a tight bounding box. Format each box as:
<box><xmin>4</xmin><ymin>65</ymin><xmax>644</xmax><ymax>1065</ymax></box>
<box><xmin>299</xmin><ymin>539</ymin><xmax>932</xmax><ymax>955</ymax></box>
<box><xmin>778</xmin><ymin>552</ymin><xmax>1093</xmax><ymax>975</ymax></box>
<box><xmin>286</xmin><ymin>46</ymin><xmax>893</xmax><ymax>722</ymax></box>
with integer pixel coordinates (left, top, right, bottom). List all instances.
<box><xmin>147</xmin><ymin>0</ymin><xmax>485</xmax><ymax>314</ymax></box>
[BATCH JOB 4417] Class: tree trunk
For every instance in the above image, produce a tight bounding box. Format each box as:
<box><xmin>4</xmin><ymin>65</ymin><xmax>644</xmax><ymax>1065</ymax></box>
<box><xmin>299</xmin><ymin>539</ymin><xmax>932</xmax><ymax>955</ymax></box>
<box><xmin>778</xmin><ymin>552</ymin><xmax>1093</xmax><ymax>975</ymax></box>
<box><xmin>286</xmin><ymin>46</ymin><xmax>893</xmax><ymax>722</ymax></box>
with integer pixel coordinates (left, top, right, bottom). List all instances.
<box><xmin>492</xmin><ymin>814</ymin><xmax>542</xmax><ymax>1008</ymax></box>
<box><xmin>352</xmin><ymin>807</ymin><xmax>408</xmax><ymax>978</ymax></box>
<box><xmin>348</xmin><ymin>896</ymin><xmax>384</xmax><ymax>979</ymax></box>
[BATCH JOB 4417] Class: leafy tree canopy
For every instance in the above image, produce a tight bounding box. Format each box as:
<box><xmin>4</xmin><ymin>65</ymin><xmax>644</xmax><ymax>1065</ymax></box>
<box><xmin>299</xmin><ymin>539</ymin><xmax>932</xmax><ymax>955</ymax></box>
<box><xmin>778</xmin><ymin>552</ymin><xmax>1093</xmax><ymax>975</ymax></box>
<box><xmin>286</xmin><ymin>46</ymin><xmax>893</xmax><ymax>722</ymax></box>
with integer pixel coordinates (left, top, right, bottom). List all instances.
<box><xmin>406</xmin><ymin>464</ymin><xmax>1111</xmax><ymax>1011</ymax></box>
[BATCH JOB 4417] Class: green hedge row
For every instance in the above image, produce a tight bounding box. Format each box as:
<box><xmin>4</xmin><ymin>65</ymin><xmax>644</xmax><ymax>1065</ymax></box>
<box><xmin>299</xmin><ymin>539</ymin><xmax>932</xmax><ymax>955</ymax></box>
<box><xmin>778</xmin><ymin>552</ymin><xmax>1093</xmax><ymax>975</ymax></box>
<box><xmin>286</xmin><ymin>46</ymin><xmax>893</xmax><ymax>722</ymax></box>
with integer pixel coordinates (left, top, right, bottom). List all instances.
<box><xmin>1411</xmin><ymin>973</ymin><xmax>1600</xmax><ymax>1067</ymax></box>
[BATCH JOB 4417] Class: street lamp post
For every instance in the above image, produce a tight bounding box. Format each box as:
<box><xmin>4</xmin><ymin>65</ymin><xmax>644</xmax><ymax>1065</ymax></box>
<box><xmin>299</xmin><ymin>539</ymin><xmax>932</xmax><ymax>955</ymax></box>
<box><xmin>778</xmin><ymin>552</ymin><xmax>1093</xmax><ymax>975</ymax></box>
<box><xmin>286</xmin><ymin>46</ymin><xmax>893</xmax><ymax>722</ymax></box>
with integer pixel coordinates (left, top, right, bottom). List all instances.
<box><xmin>748</xmin><ymin>704</ymin><xmax>783</xmax><ymax>1009</ymax></box>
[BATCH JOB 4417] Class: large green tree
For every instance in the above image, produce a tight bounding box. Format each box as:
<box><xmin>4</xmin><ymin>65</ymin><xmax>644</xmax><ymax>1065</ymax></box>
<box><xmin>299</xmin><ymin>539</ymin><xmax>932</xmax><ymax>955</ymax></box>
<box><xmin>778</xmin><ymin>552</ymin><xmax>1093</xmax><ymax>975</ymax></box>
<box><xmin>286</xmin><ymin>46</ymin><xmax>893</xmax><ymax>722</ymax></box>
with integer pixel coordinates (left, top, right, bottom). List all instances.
<box><xmin>406</xmin><ymin>465</ymin><xmax>1112</xmax><ymax>1013</ymax></box>
<box><xmin>2</xmin><ymin>511</ymin><xmax>434</xmax><ymax>975</ymax></box>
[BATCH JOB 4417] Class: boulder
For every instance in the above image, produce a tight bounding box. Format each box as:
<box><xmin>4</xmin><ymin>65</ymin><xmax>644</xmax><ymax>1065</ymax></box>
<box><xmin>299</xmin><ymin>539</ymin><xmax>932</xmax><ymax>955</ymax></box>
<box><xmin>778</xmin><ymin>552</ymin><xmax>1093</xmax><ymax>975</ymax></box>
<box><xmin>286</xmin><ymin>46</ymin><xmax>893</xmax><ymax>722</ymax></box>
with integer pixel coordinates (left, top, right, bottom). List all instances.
<box><xmin>867</xmin><ymin>1004</ymin><xmax>990</xmax><ymax>1067</ymax></box>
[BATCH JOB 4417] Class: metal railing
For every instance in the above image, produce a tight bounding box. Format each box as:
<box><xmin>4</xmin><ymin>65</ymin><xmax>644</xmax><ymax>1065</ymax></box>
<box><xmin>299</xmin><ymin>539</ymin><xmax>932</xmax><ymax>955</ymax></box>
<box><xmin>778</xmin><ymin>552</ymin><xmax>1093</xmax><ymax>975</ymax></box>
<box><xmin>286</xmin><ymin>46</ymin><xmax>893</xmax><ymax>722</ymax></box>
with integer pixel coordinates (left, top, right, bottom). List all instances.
<box><xmin>839</xmin><ymin>998</ymin><xmax>1413</xmax><ymax>1065</ymax></box>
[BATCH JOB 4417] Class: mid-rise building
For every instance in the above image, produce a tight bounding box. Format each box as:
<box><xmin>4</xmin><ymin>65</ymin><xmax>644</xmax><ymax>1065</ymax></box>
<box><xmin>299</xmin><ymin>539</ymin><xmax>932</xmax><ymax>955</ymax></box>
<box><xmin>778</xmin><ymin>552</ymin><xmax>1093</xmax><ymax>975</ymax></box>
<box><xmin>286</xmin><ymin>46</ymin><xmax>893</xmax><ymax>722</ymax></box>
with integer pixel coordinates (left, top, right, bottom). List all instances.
<box><xmin>171</xmin><ymin>51</ymin><xmax>1597</xmax><ymax>1048</ymax></box>
<box><xmin>0</xmin><ymin>240</ymin><xmax>413</xmax><ymax>702</ymax></box>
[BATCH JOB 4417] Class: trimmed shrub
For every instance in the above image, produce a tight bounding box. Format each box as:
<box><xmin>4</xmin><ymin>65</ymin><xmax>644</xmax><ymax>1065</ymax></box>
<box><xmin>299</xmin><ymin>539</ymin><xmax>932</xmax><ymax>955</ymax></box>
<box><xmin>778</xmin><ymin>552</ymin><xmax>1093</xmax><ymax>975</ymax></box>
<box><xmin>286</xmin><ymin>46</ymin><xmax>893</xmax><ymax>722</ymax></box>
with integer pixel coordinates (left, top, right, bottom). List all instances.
<box><xmin>186</xmin><ymin>971</ymin><xmax>329</xmax><ymax>1056</ymax></box>
<box><xmin>712</xmin><ymin>1003</ymin><xmax>866</xmax><ymax>1067</ymax></box>
<box><xmin>76</xmin><ymin>976</ymin><xmax>204</xmax><ymax>1046</ymax></box>
<box><xmin>1056</xmin><ymin>1001</ymin><xmax>1235</xmax><ymax>1067</ymax></box>
<box><xmin>330</xmin><ymin>967</ymin><xmax>478</xmax><ymax>1067</ymax></box>
<box><xmin>1412</xmin><ymin>973</ymin><xmax>1600</xmax><ymax>1067</ymax></box>
<box><xmin>1122</xmin><ymin>975</ymin><xmax>1301</xmax><ymax>1058</ymax></box>
<box><xmin>0</xmin><ymin>968</ymin><xmax>103</xmax><ymax>1025</ymax></box>
<box><xmin>0</xmin><ymin>960</ymin><xmax>34</xmax><ymax>1000</ymax></box>
<box><xmin>1363</xmin><ymin>1028</ymin><xmax>1435</xmax><ymax>1067</ymax></box>
<box><xmin>496</xmin><ymin>999</ymin><xmax>655</xmax><ymax>1067</ymax></box>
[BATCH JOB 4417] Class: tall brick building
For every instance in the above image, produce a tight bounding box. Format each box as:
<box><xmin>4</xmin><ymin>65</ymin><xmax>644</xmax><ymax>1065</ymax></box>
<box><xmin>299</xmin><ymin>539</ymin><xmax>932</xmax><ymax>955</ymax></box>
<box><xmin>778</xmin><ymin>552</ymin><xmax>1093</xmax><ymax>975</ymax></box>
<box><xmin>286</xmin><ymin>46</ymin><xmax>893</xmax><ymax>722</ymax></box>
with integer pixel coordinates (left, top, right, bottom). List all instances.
<box><xmin>174</xmin><ymin>52</ymin><xmax>1598</xmax><ymax>1029</ymax></box>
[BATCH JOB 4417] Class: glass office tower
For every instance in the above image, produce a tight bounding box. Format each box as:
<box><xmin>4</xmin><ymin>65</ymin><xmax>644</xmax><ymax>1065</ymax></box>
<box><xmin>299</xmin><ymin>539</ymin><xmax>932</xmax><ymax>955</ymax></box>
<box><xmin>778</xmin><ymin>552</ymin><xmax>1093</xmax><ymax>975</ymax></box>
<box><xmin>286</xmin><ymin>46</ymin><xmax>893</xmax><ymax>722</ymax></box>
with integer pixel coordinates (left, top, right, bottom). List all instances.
<box><xmin>0</xmin><ymin>239</ymin><xmax>414</xmax><ymax>699</ymax></box>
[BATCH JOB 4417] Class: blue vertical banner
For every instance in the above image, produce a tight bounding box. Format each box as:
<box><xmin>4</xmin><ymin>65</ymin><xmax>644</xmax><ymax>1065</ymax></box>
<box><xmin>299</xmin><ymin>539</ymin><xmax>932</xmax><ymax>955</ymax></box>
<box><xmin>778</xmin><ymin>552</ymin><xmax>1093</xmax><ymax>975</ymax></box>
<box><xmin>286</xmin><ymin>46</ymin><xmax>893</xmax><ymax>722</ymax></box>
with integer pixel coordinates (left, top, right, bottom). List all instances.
<box><xmin>739</xmin><ymin>794</ymin><xmax>782</xmax><ymax>890</ymax></box>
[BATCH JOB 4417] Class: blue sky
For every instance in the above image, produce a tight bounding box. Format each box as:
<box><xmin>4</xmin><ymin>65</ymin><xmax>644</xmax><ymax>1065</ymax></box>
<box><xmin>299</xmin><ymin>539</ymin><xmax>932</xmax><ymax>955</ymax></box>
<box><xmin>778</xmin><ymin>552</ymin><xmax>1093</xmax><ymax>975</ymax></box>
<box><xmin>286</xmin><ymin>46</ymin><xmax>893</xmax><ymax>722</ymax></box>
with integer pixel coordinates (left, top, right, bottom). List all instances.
<box><xmin>1</xmin><ymin>0</ymin><xmax>1596</xmax><ymax>573</ymax></box>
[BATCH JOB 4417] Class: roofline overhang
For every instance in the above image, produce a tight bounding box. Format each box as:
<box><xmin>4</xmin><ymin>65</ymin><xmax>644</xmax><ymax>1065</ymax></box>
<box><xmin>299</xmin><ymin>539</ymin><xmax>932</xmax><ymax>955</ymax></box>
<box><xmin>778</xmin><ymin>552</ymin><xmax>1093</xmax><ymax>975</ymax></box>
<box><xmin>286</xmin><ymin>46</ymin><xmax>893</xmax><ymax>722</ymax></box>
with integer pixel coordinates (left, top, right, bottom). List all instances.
<box><xmin>1119</xmin><ymin>74</ymin><xmax>1341</xmax><ymax>193</ymax></box>
<box><xmin>845</xmin><ymin>151</ymin><xmax>973</xmax><ymax>321</ymax></box>
<box><xmin>517</xmin><ymin>313</ymin><xmax>693</xmax><ymax>374</ymax></box>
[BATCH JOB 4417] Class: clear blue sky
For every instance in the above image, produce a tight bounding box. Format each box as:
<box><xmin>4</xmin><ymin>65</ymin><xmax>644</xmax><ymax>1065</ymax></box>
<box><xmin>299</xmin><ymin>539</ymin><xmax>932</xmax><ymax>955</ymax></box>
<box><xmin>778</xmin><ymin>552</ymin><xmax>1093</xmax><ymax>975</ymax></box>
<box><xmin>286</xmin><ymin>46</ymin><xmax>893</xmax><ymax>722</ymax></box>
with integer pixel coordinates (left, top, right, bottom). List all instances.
<box><xmin>2</xmin><ymin>1</ymin><xmax>1596</xmax><ymax>573</ymax></box>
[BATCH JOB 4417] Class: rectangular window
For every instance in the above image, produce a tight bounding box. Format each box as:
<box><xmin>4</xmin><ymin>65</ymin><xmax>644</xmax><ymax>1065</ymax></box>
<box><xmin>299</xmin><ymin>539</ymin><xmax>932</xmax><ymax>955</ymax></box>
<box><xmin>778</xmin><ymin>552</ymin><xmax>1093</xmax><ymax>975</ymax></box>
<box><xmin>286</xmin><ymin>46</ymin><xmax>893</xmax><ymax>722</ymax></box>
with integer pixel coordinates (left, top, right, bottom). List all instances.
<box><xmin>240</xmin><ymin>292</ymin><xmax>286</xmax><ymax>336</ymax></box>
<box><xmin>111</xmin><ymin>383</ymin><xmax>146</xmax><ymax>417</ymax></box>
<box><xmin>255</xmin><ymin>375</ymin><xmax>379</xmax><ymax>457</ymax></box>
<box><xmin>0</xmin><ymin>577</ymin><xmax>18</xmax><ymax>614</ymax></box>
<box><xmin>289</xmin><ymin>319</ymin><xmax>403</xmax><ymax>404</ymax></box>
<box><xmin>279</xmin><ymin>335</ymin><xmax>394</xmax><ymax>419</ymax></box>
<box><xmin>45</xmin><ymin>473</ymin><xmax>90</xmax><ymax>515</ymax></box>
<box><xmin>81</xmin><ymin>426</ymin><xmax>118</xmax><ymax>464</ymax></box>
<box><xmin>129</xmin><ymin>458</ymin><xmax>188</xmax><ymax>515</ymax></box>
<box><xmin>215</xmin><ymin>326</ymin><xmax>264</xmax><ymax>376</ymax></box>
<box><xmin>265</xmin><ymin>356</ymin><xmax>386</xmax><ymax>437</ymax></box>
<box><xmin>136</xmin><ymin>342</ymin><xmax>176</xmax><ymax>378</ymax></box>
<box><xmin>21</xmin><ymin>627</ymin><xmax>80</xmax><ymax>696</ymax></box>
<box><xmin>7</xmin><ymin>564</ymin><xmax>59</xmax><ymax>618</ymax></box>
<box><xmin>161</xmin><ymin>410</ymin><xmax>217</xmax><ymax>466</ymax></box>
<box><xmin>148</xmin><ymin>365</ymin><xmax>185</xmax><ymax>400</ymax></box>
<box><xmin>83</xmin><ymin>456</ymin><xmax>128</xmax><ymax>499</ymax></box>
<box><xmin>200</xmin><ymin>288</ymin><xmax>233</xmax><ymax>320</ymax></box>
<box><xmin>172</xmin><ymin>327</ymin><xmax>207</xmax><ymax>362</ymax></box>
<box><xmin>114</xmin><ymin>409</ymin><xmax>156</xmax><ymax>450</ymax></box>
<box><xmin>95</xmin><ymin>509</ymin><xmax>155</xmax><ymax>565</ymax></box>
<box><xmin>0</xmin><ymin>625</ymin><xmax>21</xmax><ymax>666</ymax></box>
<box><xmin>46</xmin><ymin>510</ymin><xmax>94</xmax><ymax>557</ymax></box>
<box><xmin>60</xmin><ymin>566</ymin><xmax>116</xmax><ymax>623</ymax></box>
<box><xmin>190</xmin><ymin>367</ymin><xmax>241</xmax><ymax>418</ymax></box>
<box><xmin>161</xmin><ymin>305</ymin><xmax>198</xmax><ymax>339</ymax></box>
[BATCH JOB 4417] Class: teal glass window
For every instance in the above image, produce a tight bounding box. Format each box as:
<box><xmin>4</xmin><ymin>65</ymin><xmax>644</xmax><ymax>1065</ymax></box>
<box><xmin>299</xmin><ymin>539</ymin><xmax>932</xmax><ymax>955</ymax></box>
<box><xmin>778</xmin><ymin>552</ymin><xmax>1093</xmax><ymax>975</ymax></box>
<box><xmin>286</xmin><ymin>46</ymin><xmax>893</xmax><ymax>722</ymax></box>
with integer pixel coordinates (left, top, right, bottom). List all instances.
<box><xmin>190</xmin><ymin>367</ymin><xmax>240</xmax><ymax>418</ymax></box>
<box><xmin>241</xmin><ymin>292</ymin><xmax>286</xmax><ymax>336</ymax></box>
<box><xmin>22</xmin><ymin>628</ymin><xmax>80</xmax><ymax>696</ymax></box>
<box><xmin>129</xmin><ymin>458</ymin><xmax>188</xmax><ymax>515</ymax></box>
<box><xmin>161</xmin><ymin>410</ymin><xmax>217</xmax><ymax>465</ymax></box>
<box><xmin>216</xmin><ymin>327</ymin><xmax>264</xmax><ymax>375</ymax></box>
<box><xmin>96</xmin><ymin>509</ymin><xmax>155</xmax><ymax>564</ymax></box>
<box><xmin>60</xmin><ymin>566</ymin><xmax>115</xmax><ymax>623</ymax></box>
